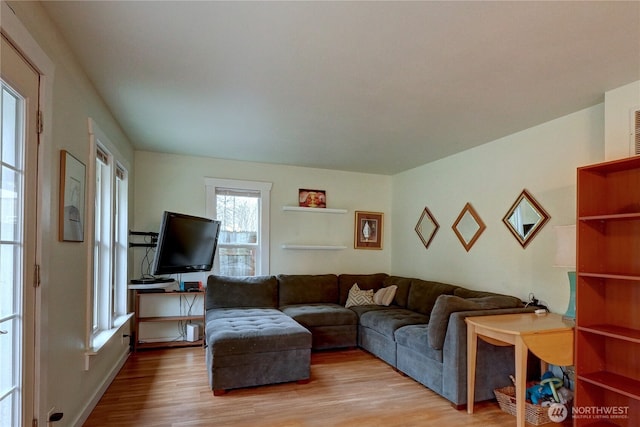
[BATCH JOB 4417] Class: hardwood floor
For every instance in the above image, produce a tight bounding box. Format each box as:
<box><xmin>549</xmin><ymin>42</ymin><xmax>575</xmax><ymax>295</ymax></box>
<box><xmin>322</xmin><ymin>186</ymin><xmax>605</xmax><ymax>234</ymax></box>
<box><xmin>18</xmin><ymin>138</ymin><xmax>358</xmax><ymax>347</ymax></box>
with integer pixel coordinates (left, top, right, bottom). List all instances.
<box><xmin>83</xmin><ymin>347</ymin><xmax>546</xmax><ymax>426</ymax></box>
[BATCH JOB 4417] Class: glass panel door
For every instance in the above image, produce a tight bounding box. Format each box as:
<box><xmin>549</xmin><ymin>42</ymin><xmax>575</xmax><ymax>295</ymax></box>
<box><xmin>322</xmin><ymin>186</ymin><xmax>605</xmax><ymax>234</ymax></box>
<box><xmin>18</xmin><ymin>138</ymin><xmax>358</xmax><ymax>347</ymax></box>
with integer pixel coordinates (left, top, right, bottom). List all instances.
<box><xmin>0</xmin><ymin>82</ymin><xmax>25</xmax><ymax>427</ymax></box>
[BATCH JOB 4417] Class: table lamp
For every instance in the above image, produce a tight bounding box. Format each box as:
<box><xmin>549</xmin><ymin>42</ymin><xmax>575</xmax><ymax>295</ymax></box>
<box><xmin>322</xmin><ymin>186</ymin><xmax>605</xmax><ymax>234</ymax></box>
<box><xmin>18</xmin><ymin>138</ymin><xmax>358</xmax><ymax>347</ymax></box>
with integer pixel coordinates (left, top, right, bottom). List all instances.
<box><xmin>554</xmin><ymin>225</ymin><xmax>576</xmax><ymax>319</ymax></box>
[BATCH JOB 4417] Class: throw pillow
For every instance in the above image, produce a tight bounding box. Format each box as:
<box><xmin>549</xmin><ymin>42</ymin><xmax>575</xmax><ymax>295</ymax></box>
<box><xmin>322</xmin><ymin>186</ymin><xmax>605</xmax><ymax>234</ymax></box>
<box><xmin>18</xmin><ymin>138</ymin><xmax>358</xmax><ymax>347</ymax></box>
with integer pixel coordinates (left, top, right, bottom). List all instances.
<box><xmin>345</xmin><ymin>283</ymin><xmax>375</xmax><ymax>308</ymax></box>
<box><xmin>373</xmin><ymin>285</ymin><xmax>398</xmax><ymax>306</ymax></box>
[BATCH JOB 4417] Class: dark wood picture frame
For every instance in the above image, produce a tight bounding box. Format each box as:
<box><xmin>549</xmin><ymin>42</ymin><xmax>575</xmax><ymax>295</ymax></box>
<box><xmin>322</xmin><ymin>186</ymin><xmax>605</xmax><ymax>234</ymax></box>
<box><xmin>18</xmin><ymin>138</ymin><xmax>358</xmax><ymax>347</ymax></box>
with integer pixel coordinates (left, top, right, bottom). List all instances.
<box><xmin>415</xmin><ymin>206</ymin><xmax>440</xmax><ymax>249</ymax></box>
<box><xmin>502</xmin><ymin>189</ymin><xmax>550</xmax><ymax>249</ymax></box>
<box><xmin>354</xmin><ymin>211</ymin><xmax>383</xmax><ymax>250</ymax></box>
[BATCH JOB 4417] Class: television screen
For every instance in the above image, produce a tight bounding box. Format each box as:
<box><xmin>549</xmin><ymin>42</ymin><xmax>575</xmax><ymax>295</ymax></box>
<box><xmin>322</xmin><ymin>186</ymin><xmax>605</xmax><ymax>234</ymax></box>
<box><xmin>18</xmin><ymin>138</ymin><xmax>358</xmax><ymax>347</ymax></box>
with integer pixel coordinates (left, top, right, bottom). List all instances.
<box><xmin>152</xmin><ymin>211</ymin><xmax>221</xmax><ymax>276</ymax></box>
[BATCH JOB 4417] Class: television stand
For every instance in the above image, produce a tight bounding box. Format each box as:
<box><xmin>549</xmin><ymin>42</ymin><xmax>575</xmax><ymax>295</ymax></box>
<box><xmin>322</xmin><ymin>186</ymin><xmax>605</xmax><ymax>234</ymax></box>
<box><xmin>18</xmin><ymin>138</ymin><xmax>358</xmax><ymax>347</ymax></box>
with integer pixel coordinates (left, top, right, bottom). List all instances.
<box><xmin>133</xmin><ymin>290</ymin><xmax>205</xmax><ymax>351</ymax></box>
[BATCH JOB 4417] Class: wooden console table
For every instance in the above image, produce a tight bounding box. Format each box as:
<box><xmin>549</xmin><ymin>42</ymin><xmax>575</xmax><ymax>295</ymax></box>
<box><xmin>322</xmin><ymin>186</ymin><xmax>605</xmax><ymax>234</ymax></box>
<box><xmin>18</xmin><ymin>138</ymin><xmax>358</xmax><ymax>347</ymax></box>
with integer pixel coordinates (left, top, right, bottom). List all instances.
<box><xmin>466</xmin><ymin>312</ymin><xmax>574</xmax><ymax>427</ymax></box>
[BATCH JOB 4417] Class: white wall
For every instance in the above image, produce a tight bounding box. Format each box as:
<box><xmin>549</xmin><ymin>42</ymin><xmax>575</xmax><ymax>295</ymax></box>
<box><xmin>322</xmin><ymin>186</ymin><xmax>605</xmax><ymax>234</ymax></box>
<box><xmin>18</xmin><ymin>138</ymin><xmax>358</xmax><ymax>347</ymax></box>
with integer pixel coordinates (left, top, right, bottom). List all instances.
<box><xmin>390</xmin><ymin>105</ymin><xmax>604</xmax><ymax>313</ymax></box>
<box><xmin>133</xmin><ymin>151</ymin><xmax>392</xmax><ymax>279</ymax></box>
<box><xmin>5</xmin><ymin>2</ymin><xmax>135</xmax><ymax>425</ymax></box>
<box><xmin>604</xmin><ymin>80</ymin><xmax>640</xmax><ymax>160</ymax></box>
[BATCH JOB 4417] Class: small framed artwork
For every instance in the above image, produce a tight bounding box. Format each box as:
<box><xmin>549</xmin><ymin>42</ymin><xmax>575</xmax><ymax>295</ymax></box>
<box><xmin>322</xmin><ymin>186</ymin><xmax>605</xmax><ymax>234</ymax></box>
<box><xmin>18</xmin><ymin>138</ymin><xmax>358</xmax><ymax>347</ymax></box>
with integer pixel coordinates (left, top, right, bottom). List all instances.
<box><xmin>59</xmin><ymin>150</ymin><xmax>86</xmax><ymax>242</ymax></box>
<box><xmin>299</xmin><ymin>189</ymin><xmax>326</xmax><ymax>208</ymax></box>
<box><xmin>354</xmin><ymin>211</ymin><xmax>383</xmax><ymax>250</ymax></box>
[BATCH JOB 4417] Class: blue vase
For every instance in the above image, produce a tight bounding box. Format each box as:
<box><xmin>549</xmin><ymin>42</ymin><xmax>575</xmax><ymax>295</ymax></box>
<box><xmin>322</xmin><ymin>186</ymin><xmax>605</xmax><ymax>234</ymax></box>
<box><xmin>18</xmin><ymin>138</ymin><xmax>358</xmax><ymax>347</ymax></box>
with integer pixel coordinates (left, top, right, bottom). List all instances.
<box><xmin>565</xmin><ymin>271</ymin><xmax>576</xmax><ymax>319</ymax></box>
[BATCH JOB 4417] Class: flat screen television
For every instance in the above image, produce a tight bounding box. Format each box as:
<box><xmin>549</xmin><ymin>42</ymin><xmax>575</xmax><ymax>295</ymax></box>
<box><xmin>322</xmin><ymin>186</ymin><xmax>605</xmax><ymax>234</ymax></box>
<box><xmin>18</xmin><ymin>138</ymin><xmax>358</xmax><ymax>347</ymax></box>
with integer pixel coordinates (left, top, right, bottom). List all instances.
<box><xmin>151</xmin><ymin>211</ymin><xmax>221</xmax><ymax>276</ymax></box>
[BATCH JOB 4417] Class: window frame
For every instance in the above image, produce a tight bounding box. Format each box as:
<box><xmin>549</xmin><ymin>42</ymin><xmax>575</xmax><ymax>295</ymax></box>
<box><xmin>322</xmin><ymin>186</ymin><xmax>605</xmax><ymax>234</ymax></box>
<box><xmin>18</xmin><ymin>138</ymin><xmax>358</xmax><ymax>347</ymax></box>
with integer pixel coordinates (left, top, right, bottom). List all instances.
<box><xmin>205</xmin><ymin>178</ymin><xmax>272</xmax><ymax>276</ymax></box>
<box><xmin>85</xmin><ymin>119</ymin><xmax>131</xmax><ymax>360</ymax></box>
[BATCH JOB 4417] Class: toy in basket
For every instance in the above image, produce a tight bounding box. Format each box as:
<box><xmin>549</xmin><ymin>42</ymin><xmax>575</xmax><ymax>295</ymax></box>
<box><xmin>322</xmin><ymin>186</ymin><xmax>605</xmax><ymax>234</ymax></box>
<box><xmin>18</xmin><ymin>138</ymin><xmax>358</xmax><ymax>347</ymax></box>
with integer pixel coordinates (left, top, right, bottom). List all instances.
<box><xmin>494</xmin><ymin>372</ymin><xmax>573</xmax><ymax>425</ymax></box>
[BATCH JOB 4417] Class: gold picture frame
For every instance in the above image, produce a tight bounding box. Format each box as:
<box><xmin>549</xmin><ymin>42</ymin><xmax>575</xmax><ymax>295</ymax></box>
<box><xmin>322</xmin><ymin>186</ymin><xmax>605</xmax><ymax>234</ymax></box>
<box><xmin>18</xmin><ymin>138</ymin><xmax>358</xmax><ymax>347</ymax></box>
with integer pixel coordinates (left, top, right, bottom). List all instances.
<box><xmin>452</xmin><ymin>203</ymin><xmax>486</xmax><ymax>252</ymax></box>
<box><xmin>354</xmin><ymin>211</ymin><xmax>383</xmax><ymax>250</ymax></box>
<box><xmin>59</xmin><ymin>150</ymin><xmax>86</xmax><ymax>242</ymax></box>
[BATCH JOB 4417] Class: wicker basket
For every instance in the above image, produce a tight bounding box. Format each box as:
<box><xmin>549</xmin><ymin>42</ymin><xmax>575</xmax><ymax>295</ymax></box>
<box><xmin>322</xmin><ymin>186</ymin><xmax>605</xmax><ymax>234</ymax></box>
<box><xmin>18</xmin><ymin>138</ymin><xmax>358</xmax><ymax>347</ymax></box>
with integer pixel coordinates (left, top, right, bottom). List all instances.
<box><xmin>494</xmin><ymin>386</ymin><xmax>553</xmax><ymax>425</ymax></box>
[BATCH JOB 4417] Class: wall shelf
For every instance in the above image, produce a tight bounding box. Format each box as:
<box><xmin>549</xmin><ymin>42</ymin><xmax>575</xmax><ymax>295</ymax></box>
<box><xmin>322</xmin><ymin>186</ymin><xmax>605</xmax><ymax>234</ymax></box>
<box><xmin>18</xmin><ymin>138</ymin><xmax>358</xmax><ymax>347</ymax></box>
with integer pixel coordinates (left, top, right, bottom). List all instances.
<box><xmin>281</xmin><ymin>244</ymin><xmax>347</xmax><ymax>250</ymax></box>
<box><xmin>282</xmin><ymin>206</ymin><xmax>347</xmax><ymax>214</ymax></box>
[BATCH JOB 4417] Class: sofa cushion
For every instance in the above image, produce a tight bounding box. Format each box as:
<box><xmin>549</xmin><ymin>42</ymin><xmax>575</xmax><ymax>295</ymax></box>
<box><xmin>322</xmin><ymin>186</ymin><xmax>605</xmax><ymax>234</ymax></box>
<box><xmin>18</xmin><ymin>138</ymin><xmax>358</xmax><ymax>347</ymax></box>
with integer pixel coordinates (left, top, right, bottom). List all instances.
<box><xmin>278</xmin><ymin>274</ymin><xmax>339</xmax><ymax>306</ymax></box>
<box><xmin>407</xmin><ymin>279</ymin><xmax>458</xmax><ymax>316</ymax></box>
<box><xmin>359</xmin><ymin>308</ymin><xmax>429</xmax><ymax>338</ymax></box>
<box><xmin>395</xmin><ymin>324</ymin><xmax>443</xmax><ymax>363</ymax></box>
<box><xmin>338</xmin><ymin>273</ymin><xmax>388</xmax><ymax>305</ymax></box>
<box><xmin>427</xmin><ymin>294</ymin><xmax>524</xmax><ymax>349</ymax></box>
<box><xmin>374</xmin><ymin>285</ymin><xmax>397</xmax><ymax>306</ymax></box>
<box><xmin>281</xmin><ymin>303</ymin><xmax>357</xmax><ymax>327</ymax></box>
<box><xmin>382</xmin><ymin>276</ymin><xmax>413</xmax><ymax>307</ymax></box>
<box><xmin>345</xmin><ymin>284</ymin><xmax>375</xmax><ymax>308</ymax></box>
<box><xmin>348</xmin><ymin>304</ymin><xmax>393</xmax><ymax>318</ymax></box>
<box><xmin>206</xmin><ymin>275</ymin><xmax>278</xmax><ymax>309</ymax></box>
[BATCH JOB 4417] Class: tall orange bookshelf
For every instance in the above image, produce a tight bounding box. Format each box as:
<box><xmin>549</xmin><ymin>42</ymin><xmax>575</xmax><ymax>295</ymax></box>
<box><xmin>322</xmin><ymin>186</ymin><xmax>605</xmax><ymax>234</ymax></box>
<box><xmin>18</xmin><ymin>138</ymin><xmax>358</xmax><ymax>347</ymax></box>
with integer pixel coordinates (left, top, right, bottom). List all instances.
<box><xmin>575</xmin><ymin>155</ymin><xmax>640</xmax><ymax>426</ymax></box>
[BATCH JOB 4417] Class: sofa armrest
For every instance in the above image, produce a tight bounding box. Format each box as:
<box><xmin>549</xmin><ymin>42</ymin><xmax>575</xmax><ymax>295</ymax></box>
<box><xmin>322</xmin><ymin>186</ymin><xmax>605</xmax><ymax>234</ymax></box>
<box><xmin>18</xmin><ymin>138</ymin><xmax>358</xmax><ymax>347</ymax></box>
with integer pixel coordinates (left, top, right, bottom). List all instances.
<box><xmin>441</xmin><ymin>307</ymin><xmax>536</xmax><ymax>406</ymax></box>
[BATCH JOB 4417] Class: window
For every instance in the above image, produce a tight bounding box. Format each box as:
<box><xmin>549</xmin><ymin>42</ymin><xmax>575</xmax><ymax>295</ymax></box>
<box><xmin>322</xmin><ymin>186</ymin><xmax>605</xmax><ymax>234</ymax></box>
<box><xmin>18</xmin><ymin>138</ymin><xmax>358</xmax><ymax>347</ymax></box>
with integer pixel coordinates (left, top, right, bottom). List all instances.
<box><xmin>88</xmin><ymin>119</ymin><xmax>129</xmax><ymax>350</ymax></box>
<box><xmin>205</xmin><ymin>178</ymin><xmax>272</xmax><ymax>276</ymax></box>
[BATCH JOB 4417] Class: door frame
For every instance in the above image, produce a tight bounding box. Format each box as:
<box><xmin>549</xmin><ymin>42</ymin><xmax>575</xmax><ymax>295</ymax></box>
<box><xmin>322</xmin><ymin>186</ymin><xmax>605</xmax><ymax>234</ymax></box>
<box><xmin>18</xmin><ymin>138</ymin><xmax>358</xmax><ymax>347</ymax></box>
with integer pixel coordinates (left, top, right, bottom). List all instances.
<box><xmin>1</xmin><ymin>1</ymin><xmax>55</xmax><ymax>424</ymax></box>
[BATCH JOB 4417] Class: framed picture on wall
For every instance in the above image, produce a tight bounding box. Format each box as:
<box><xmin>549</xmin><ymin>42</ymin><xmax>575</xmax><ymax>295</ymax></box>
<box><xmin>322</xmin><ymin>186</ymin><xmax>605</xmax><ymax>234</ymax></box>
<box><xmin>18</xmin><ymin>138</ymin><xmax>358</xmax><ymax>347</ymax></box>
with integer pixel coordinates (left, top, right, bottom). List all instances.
<box><xmin>299</xmin><ymin>189</ymin><xmax>326</xmax><ymax>208</ymax></box>
<box><xmin>59</xmin><ymin>150</ymin><xmax>86</xmax><ymax>242</ymax></box>
<box><xmin>354</xmin><ymin>211</ymin><xmax>383</xmax><ymax>250</ymax></box>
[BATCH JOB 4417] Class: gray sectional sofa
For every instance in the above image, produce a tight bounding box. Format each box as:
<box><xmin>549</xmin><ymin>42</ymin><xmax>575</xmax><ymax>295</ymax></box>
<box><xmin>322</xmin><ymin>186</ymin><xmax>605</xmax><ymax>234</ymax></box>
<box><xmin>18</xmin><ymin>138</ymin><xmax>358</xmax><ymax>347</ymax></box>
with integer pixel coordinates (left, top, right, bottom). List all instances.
<box><xmin>204</xmin><ymin>273</ymin><xmax>533</xmax><ymax>407</ymax></box>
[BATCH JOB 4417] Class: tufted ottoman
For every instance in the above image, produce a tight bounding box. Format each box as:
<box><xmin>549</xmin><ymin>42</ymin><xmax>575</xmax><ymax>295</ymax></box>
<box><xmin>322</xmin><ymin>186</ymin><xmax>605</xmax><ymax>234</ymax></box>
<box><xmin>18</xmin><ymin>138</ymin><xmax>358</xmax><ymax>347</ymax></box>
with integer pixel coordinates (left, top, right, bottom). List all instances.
<box><xmin>205</xmin><ymin>307</ymin><xmax>312</xmax><ymax>395</ymax></box>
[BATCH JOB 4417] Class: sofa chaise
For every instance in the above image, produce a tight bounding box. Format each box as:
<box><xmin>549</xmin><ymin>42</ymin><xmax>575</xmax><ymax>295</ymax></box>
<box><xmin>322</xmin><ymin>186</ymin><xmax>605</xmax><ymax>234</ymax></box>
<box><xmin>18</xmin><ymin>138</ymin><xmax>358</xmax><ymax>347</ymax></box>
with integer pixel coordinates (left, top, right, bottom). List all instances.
<box><xmin>204</xmin><ymin>273</ymin><xmax>533</xmax><ymax>407</ymax></box>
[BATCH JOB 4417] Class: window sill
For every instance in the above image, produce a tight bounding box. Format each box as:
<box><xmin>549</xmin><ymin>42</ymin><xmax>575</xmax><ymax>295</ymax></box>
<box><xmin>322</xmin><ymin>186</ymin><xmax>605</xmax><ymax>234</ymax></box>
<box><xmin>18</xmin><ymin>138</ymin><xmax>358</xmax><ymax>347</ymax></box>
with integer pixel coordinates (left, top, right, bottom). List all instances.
<box><xmin>84</xmin><ymin>312</ymin><xmax>133</xmax><ymax>370</ymax></box>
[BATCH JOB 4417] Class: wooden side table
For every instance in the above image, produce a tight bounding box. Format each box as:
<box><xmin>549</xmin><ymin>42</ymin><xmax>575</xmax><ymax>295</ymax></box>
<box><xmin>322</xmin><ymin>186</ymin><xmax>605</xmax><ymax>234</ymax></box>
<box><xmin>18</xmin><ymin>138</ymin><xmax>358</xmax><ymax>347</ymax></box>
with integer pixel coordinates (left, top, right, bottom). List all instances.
<box><xmin>466</xmin><ymin>312</ymin><xmax>574</xmax><ymax>427</ymax></box>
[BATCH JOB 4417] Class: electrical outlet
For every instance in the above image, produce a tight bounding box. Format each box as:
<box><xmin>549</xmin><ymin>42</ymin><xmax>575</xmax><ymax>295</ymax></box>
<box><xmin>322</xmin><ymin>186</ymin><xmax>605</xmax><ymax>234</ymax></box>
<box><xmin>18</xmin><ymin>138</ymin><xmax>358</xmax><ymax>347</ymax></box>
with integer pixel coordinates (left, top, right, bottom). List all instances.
<box><xmin>47</xmin><ymin>408</ymin><xmax>63</xmax><ymax>426</ymax></box>
<box><xmin>46</xmin><ymin>407</ymin><xmax>55</xmax><ymax>427</ymax></box>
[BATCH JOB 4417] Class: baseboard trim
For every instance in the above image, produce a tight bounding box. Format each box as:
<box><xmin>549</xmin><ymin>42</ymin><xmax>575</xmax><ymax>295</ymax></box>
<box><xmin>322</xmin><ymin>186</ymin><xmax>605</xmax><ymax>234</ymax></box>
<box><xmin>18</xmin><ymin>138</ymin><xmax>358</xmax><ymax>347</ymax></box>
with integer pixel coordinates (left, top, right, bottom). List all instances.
<box><xmin>72</xmin><ymin>346</ymin><xmax>130</xmax><ymax>427</ymax></box>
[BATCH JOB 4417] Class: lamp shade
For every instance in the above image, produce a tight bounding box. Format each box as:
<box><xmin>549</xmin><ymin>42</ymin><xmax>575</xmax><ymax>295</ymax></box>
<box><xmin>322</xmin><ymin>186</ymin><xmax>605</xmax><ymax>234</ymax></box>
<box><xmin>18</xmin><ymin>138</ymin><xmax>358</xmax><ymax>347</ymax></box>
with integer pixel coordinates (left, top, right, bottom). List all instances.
<box><xmin>554</xmin><ymin>225</ymin><xmax>576</xmax><ymax>268</ymax></box>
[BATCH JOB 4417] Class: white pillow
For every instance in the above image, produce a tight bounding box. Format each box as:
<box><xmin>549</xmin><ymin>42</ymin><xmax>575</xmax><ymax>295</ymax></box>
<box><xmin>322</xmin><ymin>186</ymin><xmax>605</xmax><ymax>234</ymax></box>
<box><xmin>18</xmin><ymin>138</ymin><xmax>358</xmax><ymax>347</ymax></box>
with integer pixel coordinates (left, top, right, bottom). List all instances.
<box><xmin>345</xmin><ymin>283</ymin><xmax>375</xmax><ymax>308</ymax></box>
<box><xmin>374</xmin><ymin>285</ymin><xmax>397</xmax><ymax>306</ymax></box>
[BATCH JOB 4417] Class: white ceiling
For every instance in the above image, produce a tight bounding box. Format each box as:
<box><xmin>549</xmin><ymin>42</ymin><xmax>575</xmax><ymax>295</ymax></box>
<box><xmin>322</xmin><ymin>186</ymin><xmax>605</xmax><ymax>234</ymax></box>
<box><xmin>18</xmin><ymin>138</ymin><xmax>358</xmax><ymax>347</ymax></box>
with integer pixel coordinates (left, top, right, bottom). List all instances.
<box><xmin>41</xmin><ymin>1</ymin><xmax>640</xmax><ymax>175</ymax></box>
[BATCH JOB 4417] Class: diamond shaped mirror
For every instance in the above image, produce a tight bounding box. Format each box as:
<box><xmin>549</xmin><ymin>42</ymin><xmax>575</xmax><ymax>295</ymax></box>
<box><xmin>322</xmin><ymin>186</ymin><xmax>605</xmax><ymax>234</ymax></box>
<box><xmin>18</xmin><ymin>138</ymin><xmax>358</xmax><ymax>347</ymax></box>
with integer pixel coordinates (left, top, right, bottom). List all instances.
<box><xmin>452</xmin><ymin>203</ymin><xmax>486</xmax><ymax>252</ymax></box>
<box><xmin>415</xmin><ymin>206</ymin><xmax>439</xmax><ymax>249</ymax></box>
<box><xmin>502</xmin><ymin>189</ymin><xmax>550</xmax><ymax>248</ymax></box>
